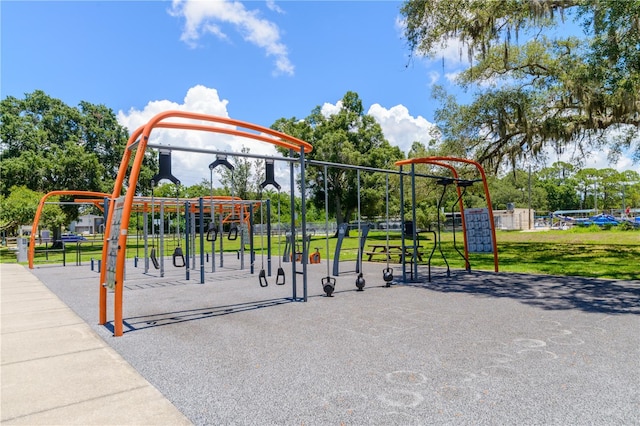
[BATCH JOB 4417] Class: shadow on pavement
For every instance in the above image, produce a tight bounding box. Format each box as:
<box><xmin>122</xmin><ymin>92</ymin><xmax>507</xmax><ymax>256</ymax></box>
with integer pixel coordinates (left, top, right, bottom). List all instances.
<box><xmin>411</xmin><ymin>269</ymin><xmax>640</xmax><ymax>315</ymax></box>
<box><xmin>103</xmin><ymin>297</ymin><xmax>293</xmax><ymax>334</ymax></box>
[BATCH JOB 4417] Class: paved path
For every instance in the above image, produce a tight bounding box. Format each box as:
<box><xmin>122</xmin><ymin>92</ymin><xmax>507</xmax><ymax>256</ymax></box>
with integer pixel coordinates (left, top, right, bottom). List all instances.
<box><xmin>0</xmin><ymin>263</ymin><xmax>191</xmax><ymax>425</ymax></box>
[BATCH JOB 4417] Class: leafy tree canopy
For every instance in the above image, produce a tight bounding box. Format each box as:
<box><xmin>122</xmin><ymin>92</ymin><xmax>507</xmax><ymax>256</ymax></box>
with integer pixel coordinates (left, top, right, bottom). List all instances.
<box><xmin>401</xmin><ymin>0</ymin><xmax>640</xmax><ymax>172</ymax></box>
<box><xmin>0</xmin><ymin>90</ymin><xmax>156</xmax><ymax>197</ymax></box>
<box><xmin>271</xmin><ymin>91</ymin><xmax>405</xmax><ymax>226</ymax></box>
<box><xmin>0</xmin><ymin>186</ymin><xmax>66</xmax><ymax>232</ymax></box>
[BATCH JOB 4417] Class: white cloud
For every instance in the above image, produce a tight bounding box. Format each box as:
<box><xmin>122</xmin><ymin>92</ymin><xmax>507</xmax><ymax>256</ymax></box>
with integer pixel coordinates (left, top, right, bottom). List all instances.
<box><xmin>170</xmin><ymin>0</ymin><xmax>293</xmax><ymax>76</ymax></box>
<box><xmin>551</xmin><ymin>146</ymin><xmax>640</xmax><ymax>175</ymax></box>
<box><xmin>427</xmin><ymin>71</ymin><xmax>440</xmax><ymax>87</ymax></box>
<box><xmin>367</xmin><ymin>104</ymin><xmax>438</xmax><ymax>153</ymax></box>
<box><xmin>433</xmin><ymin>37</ymin><xmax>471</xmax><ymax>66</ymax></box>
<box><xmin>444</xmin><ymin>71</ymin><xmax>461</xmax><ymax>84</ymax></box>
<box><xmin>318</xmin><ymin>100</ymin><xmax>439</xmax><ymax>154</ymax></box>
<box><xmin>319</xmin><ymin>101</ymin><xmax>342</xmax><ymax>118</ymax></box>
<box><xmin>117</xmin><ymin>85</ymin><xmax>283</xmax><ymax>189</ymax></box>
<box><xmin>265</xmin><ymin>0</ymin><xmax>284</xmax><ymax>14</ymax></box>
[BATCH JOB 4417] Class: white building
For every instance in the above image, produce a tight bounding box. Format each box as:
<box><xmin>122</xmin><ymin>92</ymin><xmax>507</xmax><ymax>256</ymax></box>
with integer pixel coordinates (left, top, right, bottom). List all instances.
<box><xmin>69</xmin><ymin>214</ymin><xmax>104</xmax><ymax>235</ymax></box>
<box><xmin>492</xmin><ymin>208</ymin><xmax>534</xmax><ymax>230</ymax></box>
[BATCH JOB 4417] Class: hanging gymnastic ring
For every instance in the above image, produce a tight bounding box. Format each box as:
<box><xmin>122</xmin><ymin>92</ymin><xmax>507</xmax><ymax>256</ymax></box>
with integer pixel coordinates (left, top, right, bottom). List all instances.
<box><xmin>259</xmin><ymin>269</ymin><xmax>268</xmax><ymax>287</ymax></box>
<box><xmin>276</xmin><ymin>266</ymin><xmax>286</xmax><ymax>285</ymax></box>
<box><xmin>228</xmin><ymin>225</ymin><xmax>238</xmax><ymax>241</ymax></box>
<box><xmin>206</xmin><ymin>222</ymin><xmax>218</xmax><ymax>242</ymax></box>
<box><xmin>172</xmin><ymin>247</ymin><xmax>185</xmax><ymax>268</ymax></box>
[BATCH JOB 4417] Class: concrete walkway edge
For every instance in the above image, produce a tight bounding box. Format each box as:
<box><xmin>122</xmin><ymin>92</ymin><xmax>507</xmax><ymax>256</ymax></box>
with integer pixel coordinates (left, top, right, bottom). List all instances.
<box><xmin>1</xmin><ymin>263</ymin><xmax>192</xmax><ymax>425</ymax></box>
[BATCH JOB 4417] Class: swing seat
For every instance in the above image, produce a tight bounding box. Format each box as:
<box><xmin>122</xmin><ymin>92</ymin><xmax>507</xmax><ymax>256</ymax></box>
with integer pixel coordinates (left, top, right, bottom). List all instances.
<box><xmin>276</xmin><ymin>267</ymin><xmax>286</xmax><ymax>285</ymax></box>
<box><xmin>173</xmin><ymin>247</ymin><xmax>185</xmax><ymax>268</ymax></box>
<box><xmin>150</xmin><ymin>248</ymin><xmax>160</xmax><ymax>269</ymax></box>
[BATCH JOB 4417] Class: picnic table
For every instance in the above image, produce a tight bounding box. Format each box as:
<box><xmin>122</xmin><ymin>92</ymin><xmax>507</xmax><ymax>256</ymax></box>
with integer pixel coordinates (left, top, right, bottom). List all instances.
<box><xmin>364</xmin><ymin>244</ymin><xmax>424</xmax><ymax>263</ymax></box>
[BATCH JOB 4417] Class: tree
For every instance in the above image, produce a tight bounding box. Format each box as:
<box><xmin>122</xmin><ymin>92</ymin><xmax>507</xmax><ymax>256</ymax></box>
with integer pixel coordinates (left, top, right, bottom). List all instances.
<box><xmin>0</xmin><ymin>90</ymin><xmax>156</xmax><ymax>197</ymax></box>
<box><xmin>574</xmin><ymin>168</ymin><xmax>602</xmax><ymax>210</ymax></box>
<box><xmin>489</xmin><ymin>169</ymin><xmax>548</xmax><ymax>212</ymax></box>
<box><xmin>271</xmin><ymin>91</ymin><xmax>404</xmax><ymax>229</ymax></box>
<box><xmin>537</xmin><ymin>162</ymin><xmax>581</xmax><ymax>212</ymax></box>
<box><xmin>215</xmin><ymin>146</ymin><xmax>263</xmax><ymax>201</ymax></box>
<box><xmin>0</xmin><ymin>186</ymin><xmax>65</xmax><ymax>235</ymax></box>
<box><xmin>619</xmin><ymin>170</ymin><xmax>640</xmax><ymax>213</ymax></box>
<box><xmin>401</xmin><ymin>0</ymin><xmax>640</xmax><ymax>172</ymax></box>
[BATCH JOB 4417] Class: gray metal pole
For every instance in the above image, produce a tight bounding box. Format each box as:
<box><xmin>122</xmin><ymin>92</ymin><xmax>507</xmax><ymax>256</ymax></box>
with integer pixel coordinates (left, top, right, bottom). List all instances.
<box><xmin>289</xmin><ymin>150</ymin><xmax>297</xmax><ymax>301</ymax></box>
<box><xmin>185</xmin><ymin>201</ymin><xmax>190</xmax><ymax>281</ymax></box>
<box><xmin>249</xmin><ymin>204</ymin><xmax>254</xmax><ymax>274</ymax></box>
<box><xmin>399</xmin><ymin>166</ymin><xmax>406</xmax><ymax>282</ymax></box>
<box><xmin>411</xmin><ymin>163</ymin><xmax>418</xmax><ymax>280</ymax></box>
<box><xmin>160</xmin><ymin>200</ymin><xmax>165</xmax><ymax>277</ymax></box>
<box><xmin>300</xmin><ymin>148</ymin><xmax>308</xmax><ymax>302</ymax></box>
<box><xmin>191</xmin><ymin>208</ymin><xmax>196</xmax><ymax>269</ymax></box>
<box><xmin>143</xmin><ymin>210</ymin><xmax>149</xmax><ymax>273</ymax></box>
<box><xmin>356</xmin><ymin>169</ymin><xmax>362</xmax><ymax>274</ymax></box>
<box><xmin>211</xmin><ymin>199</ymin><xmax>216</xmax><ymax>273</ymax></box>
<box><xmin>219</xmin><ymin>210</ymin><xmax>224</xmax><ymax>268</ymax></box>
<box><xmin>199</xmin><ymin>197</ymin><xmax>205</xmax><ymax>284</ymax></box>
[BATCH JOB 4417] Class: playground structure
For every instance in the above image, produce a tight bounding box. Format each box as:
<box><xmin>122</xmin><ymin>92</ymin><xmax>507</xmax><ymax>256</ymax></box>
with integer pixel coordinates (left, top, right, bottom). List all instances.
<box><xmin>24</xmin><ymin>111</ymin><xmax>499</xmax><ymax>337</ymax></box>
<box><xmin>98</xmin><ymin>111</ymin><xmax>313</xmax><ymax>336</ymax></box>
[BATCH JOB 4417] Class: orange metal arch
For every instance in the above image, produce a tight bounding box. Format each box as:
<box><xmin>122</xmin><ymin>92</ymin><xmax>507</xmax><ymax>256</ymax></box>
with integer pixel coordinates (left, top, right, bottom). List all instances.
<box><xmin>154</xmin><ymin>122</ymin><xmax>311</xmax><ymax>153</ymax></box>
<box><xmin>395</xmin><ymin>156</ymin><xmax>499</xmax><ymax>272</ymax></box>
<box><xmin>99</xmin><ymin>111</ymin><xmax>313</xmax><ymax>336</ymax></box>
<box><xmin>28</xmin><ymin>190</ymin><xmax>111</xmax><ymax>269</ymax></box>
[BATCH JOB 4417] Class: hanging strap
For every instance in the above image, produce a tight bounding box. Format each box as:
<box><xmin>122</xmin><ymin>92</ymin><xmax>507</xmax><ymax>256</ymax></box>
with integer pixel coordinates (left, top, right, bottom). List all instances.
<box><xmin>175</xmin><ymin>184</ymin><xmax>181</xmax><ymax>246</ymax></box>
<box><xmin>150</xmin><ymin>248</ymin><xmax>160</xmax><ymax>269</ymax></box>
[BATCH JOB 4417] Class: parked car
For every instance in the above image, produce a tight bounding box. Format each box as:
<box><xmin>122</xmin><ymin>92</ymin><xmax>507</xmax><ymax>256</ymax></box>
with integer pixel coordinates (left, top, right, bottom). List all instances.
<box><xmin>60</xmin><ymin>233</ymin><xmax>87</xmax><ymax>242</ymax></box>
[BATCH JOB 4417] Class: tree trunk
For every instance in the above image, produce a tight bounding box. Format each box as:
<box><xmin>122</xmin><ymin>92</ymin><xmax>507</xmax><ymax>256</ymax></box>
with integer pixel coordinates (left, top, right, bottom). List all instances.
<box><xmin>333</xmin><ymin>196</ymin><xmax>349</xmax><ymax>237</ymax></box>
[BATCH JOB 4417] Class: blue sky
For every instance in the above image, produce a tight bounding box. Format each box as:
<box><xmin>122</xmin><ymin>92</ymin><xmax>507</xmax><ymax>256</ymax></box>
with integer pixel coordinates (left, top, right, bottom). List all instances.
<box><xmin>2</xmin><ymin>0</ymin><xmax>638</xmax><ymax>187</ymax></box>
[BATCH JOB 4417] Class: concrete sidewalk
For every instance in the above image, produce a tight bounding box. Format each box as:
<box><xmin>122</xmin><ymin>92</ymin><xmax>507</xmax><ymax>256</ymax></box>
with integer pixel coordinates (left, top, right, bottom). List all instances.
<box><xmin>0</xmin><ymin>263</ymin><xmax>191</xmax><ymax>425</ymax></box>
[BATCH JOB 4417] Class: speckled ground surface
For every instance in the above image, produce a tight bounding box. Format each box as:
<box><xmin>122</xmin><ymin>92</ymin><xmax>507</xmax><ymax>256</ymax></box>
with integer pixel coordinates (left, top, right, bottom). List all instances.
<box><xmin>31</xmin><ymin>255</ymin><xmax>640</xmax><ymax>425</ymax></box>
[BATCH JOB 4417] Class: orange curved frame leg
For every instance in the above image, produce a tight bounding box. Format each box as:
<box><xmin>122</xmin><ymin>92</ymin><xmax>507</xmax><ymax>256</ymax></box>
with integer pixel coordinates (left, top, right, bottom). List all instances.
<box><xmin>28</xmin><ymin>190</ymin><xmax>111</xmax><ymax>269</ymax></box>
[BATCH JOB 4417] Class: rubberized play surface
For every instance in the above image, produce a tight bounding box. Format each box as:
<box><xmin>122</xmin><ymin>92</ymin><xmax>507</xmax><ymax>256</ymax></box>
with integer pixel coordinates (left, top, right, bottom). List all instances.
<box><xmin>31</xmin><ymin>256</ymin><xmax>640</xmax><ymax>425</ymax></box>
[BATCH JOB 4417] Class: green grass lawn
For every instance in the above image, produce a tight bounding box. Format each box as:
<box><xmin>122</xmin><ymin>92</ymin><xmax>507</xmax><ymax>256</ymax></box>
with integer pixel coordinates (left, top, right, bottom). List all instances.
<box><xmin>3</xmin><ymin>227</ymin><xmax>639</xmax><ymax>280</ymax></box>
